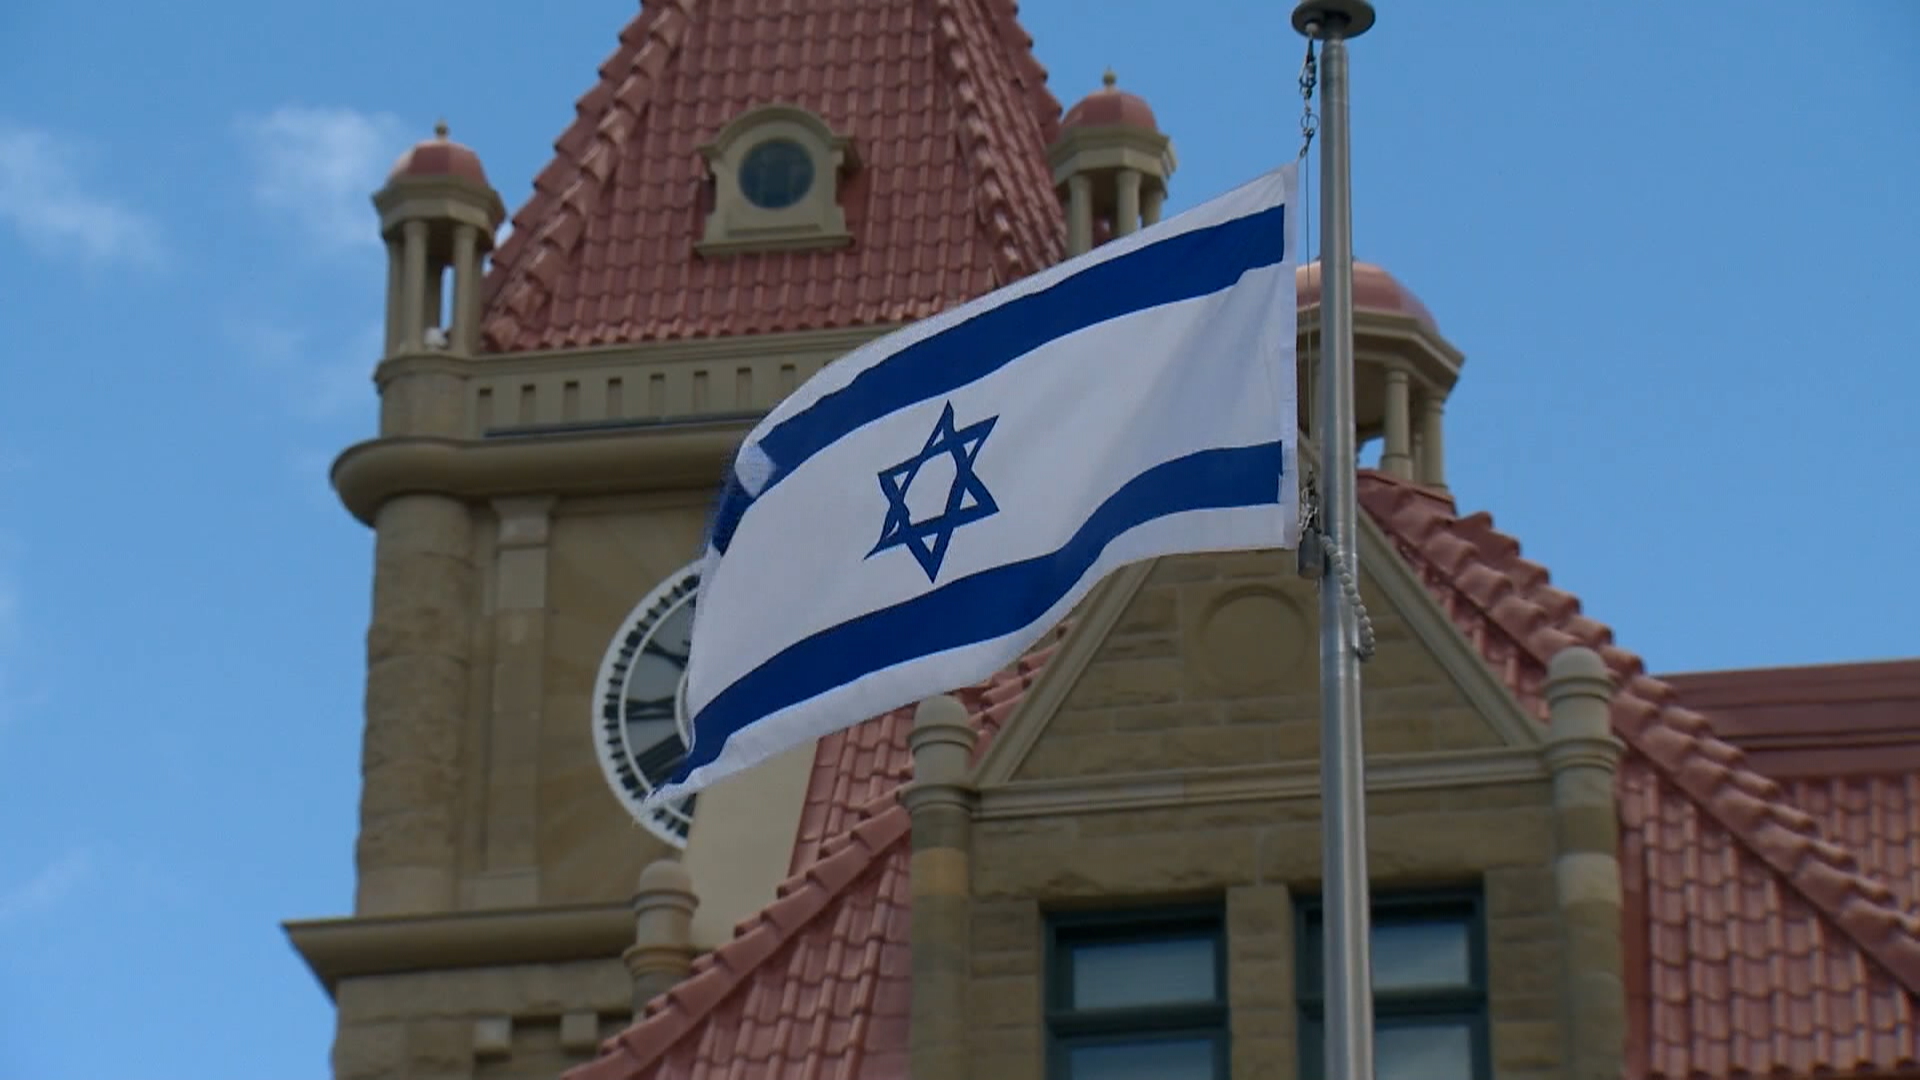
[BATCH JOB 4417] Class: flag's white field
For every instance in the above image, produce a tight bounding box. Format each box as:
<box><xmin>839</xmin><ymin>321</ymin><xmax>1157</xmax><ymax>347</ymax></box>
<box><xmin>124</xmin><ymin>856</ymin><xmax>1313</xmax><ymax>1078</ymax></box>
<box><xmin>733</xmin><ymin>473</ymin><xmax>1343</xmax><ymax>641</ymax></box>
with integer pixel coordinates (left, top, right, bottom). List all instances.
<box><xmin>647</xmin><ymin>162</ymin><xmax>1301</xmax><ymax>805</ymax></box>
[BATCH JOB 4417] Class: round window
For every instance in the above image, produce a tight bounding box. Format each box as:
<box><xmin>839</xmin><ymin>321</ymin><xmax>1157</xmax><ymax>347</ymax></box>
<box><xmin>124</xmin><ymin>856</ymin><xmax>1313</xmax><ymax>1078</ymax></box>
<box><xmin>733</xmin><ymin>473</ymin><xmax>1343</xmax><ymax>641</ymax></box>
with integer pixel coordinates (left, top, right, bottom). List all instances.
<box><xmin>739</xmin><ymin>139</ymin><xmax>815</xmax><ymax>210</ymax></box>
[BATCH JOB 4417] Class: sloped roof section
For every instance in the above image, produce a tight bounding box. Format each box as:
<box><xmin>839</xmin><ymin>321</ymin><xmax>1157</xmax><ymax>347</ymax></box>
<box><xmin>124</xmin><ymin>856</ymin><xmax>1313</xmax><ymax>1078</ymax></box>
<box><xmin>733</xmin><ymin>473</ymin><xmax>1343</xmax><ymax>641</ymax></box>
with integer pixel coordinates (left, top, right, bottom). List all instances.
<box><xmin>481</xmin><ymin>0</ymin><xmax>1066</xmax><ymax>352</ymax></box>
<box><xmin>565</xmin><ymin>640</ymin><xmax>1059</xmax><ymax>1080</ymax></box>
<box><xmin>1666</xmin><ymin>660</ymin><xmax>1920</xmax><ymax>945</ymax></box>
<box><xmin>1359</xmin><ymin>472</ymin><xmax>1920</xmax><ymax>1079</ymax></box>
<box><xmin>569</xmin><ymin>471</ymin><xmax>1920</xmax><ymax>1080</ymax></box>
<box><xmin>791</xmin><ymin>633</ymin><xmax>1060</xmax><ymax>872</ymax></box>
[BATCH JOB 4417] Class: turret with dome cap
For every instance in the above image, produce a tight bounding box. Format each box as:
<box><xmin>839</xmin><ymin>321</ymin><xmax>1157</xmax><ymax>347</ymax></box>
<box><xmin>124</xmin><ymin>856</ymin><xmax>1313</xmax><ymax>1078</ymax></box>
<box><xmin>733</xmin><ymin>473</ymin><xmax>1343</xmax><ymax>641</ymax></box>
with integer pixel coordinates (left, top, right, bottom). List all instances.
<box><xmin>371</xmin><ymin>122</ymin><xmax>505</xmax><ymax>375</ymax></box>
<box><xmin>1062</xmin><ymin>69</ymin><xmax>1159</xmax><ymax>133</ymax></box>
<box><xmin>387</xmin><ymin>120</ymin><xmax>492</xmax><ymax>186</ymax></box>
<box><xmin>1048</xmin><ymin>71</ymin><xmax>1176</xmax><ymax>254</ymax></box>
<box><xmin>1295</xmin><ymin>259</ymin><xmax>1462</xmax><ymax>489</ymax></box>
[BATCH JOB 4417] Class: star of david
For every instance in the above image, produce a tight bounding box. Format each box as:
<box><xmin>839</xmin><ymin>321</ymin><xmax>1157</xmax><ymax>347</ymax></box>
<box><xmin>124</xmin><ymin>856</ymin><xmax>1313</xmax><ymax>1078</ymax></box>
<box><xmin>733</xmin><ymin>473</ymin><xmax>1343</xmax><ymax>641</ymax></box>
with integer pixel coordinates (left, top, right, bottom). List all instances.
<box><xmin>868</xmin><ymin>401</ymin><xmax>1000</xmax><ymax>582</ymax></box>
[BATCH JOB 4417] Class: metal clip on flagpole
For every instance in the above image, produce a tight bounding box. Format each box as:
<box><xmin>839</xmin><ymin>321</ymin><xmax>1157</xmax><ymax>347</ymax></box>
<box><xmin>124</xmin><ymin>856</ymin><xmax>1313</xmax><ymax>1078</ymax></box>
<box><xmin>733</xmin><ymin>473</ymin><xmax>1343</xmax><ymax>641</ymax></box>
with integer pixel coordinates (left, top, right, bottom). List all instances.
<box><xmin>1293</xmin><ymin>2</ymin><xmax>1377</xmax><ymax>1079</ymax></box>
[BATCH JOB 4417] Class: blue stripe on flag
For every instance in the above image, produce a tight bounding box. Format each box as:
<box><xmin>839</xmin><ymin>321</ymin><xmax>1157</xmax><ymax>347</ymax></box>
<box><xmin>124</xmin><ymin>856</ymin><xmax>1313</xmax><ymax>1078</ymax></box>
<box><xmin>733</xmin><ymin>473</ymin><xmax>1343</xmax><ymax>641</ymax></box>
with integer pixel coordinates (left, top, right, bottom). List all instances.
<box><xmin>705</xmin><ymin>203</ymin><xmax>1288</xmax><ymax>550</ymax></box>
<box><xmin>674</xmin><ymin>439</ymin><xmax>1286</xmax><ymax>782</ymax></box>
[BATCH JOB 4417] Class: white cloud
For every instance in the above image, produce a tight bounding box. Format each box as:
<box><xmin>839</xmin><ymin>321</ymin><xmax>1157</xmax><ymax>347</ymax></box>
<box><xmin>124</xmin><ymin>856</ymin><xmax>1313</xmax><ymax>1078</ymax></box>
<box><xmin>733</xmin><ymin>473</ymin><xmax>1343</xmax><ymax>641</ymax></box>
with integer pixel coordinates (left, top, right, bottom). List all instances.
<box><xmin>237</xmin><ymin>106</ymin><xmax>408</xmax><ymax>252</ymax></box>
<box><xmin>225</xmin><ymin>317</ymin><xmax>382</xmax><ymax>423</ymax></box>
<box><xmin>0</xmin><ymin>124</ymin><xmax>164</xmax><ymax>268</ymax></box>
<box><xmin>0</xmin><ymin>849</ymin><xmax>93</xmax><ymax>925</ymax></box>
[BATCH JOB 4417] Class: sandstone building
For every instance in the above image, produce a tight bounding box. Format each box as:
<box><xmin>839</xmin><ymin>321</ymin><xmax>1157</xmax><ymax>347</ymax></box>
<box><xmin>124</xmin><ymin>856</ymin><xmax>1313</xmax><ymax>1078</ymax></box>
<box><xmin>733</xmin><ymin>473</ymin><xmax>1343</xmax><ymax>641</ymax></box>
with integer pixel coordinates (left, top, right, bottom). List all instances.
<box><xmin>285</xmin><ymin>2</ymin><xmax>1920</xmax><ymax>1079</ymax></box>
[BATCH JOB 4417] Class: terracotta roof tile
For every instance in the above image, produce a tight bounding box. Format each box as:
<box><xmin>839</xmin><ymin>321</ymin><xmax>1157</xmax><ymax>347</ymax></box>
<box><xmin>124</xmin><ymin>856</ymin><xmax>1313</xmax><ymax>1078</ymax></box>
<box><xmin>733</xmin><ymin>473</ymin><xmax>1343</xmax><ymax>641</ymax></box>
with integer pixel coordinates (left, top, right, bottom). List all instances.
<box><xmin>567</xmin><ymin>638</ymin><xmax>1061</xmax><ymax>1080</ymax></box>
<box><xmin>1359</xmin><ymin>470</ymin><xmax>1920</xmax><ymax>1079</ymax></box>
<box><xmin>482</xmin><ymin>0</ymin><xmax>1065</xmax><ymax>352</ymax></box>
<box><xmin>789</xmin><ymin>629</ymin><xmax>1062</xmax><ymax>872</ymax></box>
<box><xmin>1664</xmin><ymin>661</ymin><xmax>1920</xmax><ymax>932</ymax></box>
<box><xmin>572</xmin><ymin>463</ymin><xmax>1920</xmax><ymax>1080</ymax></box>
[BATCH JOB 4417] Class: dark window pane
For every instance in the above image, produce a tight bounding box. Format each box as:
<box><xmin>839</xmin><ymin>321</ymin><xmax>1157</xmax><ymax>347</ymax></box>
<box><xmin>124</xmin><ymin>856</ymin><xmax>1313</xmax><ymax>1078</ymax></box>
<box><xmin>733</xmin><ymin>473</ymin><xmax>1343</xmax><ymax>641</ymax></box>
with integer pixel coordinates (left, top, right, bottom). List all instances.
<box><xmin>739</xmin><ymin>140</ymin><xmax>815</xmax><ymax>210</ymax></box>
<box><xmin>1069</xmin><ymin>935</ymin><xmax>1216</xmax><ymax>1009</ymax></box>
<box><xmin>1068</xmin><ymin>1038</ymin><xmax>1216</xmax><ymax>1080</ymax></box>
<box><xmin>1376</xmin><ymin>1020</ymin><xmax>1475</xmax><ymax>1080</ymax></box>
<box><xmin>1372</xmin><ymin>916</ymin><xmax>1472</xmax><ymax>991</ymax></box>
<box><xmin>1298</xmin><ymin>1018</ymin><xmax>1477</xmax><ymax>1080</ymax></box>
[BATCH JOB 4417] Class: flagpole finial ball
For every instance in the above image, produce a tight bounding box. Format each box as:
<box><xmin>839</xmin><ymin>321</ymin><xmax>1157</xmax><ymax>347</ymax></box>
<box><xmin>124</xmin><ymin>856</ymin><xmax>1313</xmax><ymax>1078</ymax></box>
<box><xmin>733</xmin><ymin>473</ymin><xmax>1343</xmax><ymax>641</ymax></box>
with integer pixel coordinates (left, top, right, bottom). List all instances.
<box><xmin>1292</xmin><ymin>0</ymin><xmax>1375</xmax><ymax>39</ymax></box>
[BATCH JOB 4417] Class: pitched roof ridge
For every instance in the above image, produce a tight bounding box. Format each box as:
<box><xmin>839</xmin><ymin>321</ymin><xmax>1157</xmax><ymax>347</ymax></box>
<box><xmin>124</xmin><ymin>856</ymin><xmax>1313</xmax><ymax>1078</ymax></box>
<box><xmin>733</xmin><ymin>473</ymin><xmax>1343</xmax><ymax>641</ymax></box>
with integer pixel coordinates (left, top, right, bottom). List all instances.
<box><xmin>986</xmin><ymin>0</ymin><xmax>1063</xmax><ymax>141</ymax></box>
<box><xmin>1356</xmin><ymin>472</ymin><xmax>1920</xmax><ymax>995</ymax></box>
<box><xmin>568</xmin><ymin>805</ymin><xmax>911</xmax><ymax>1080</ymax></box>
<box><xmin>931</xmin><ymin>0</ymin><xmax>1063</xmax><ymax>282</ymax></box>
<box><xmin>482</xmin><ymin>0</ymin><xmax>699</xmax><ymax>349</ymax></box>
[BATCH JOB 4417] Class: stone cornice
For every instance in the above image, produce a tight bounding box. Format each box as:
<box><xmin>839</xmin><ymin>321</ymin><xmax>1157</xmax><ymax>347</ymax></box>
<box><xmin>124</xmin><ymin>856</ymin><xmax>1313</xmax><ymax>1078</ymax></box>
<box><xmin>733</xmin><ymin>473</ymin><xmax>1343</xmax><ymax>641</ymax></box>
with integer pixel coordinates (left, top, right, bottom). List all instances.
<box><xmin>331</xmin><ymin>420</ymin><xmax>751</xmax><ymax>526</ymax></box>
<box><xmin>1296</xmin><ymin>306</ymin><xmax>1465</xmax><ymax>390</ymax></box>
<box><xmin>975</xmin><ymin>747</ymin><xmax>1549</xmax><ymax>821</ymax></box>
<box><xmin>283</xmin><ymin>902</ymin><xmax>634</xmax><ymax>996</ymax></box>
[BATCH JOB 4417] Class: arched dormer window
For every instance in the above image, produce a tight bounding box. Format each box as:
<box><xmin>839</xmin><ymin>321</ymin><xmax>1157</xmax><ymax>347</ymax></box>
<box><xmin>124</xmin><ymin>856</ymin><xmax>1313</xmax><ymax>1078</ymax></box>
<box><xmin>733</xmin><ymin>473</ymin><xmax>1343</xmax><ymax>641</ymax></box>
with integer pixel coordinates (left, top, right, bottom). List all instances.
<box><xmin>697</xmin><ymin>105</ymin><xmax>857</xmax><ymax>256</ymax></box>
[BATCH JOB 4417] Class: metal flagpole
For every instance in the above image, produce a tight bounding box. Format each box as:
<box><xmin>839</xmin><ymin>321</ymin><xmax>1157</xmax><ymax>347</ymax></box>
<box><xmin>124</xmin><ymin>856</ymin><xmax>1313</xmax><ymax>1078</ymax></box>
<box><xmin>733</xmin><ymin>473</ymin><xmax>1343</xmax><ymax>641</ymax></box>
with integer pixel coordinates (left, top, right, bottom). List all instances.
<box><xmin>1294</xmin><ymin>2</ymin><xmax>1377</xmax><ymax>1079</ymax></box>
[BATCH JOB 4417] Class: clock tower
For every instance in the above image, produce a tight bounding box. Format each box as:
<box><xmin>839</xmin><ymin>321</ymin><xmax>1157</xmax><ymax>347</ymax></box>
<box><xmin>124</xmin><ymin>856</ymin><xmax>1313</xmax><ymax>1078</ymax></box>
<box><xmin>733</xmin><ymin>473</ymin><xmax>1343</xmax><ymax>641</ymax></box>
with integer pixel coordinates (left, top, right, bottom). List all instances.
<box><xmin>285</xmin><ymin>2</ymin><xmax>1073</xmax><ymax>1076</ymax></box>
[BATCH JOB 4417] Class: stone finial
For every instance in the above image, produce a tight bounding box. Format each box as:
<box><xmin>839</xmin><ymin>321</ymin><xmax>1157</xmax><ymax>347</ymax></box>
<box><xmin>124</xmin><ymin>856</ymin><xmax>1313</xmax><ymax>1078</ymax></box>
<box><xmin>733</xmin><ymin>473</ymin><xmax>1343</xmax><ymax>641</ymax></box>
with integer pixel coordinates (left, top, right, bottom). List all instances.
<box><xmin>1543</xmin><ymin>646</ymin><xmax>1623</xmax><ymax>774</ymax></box>
<box><xmin>908</xmin><ymin>694</ymin><xmax>976</xmax><ymax>788</ymax></box>
<box><xmin>1102</xmin><ymin>68</ymin><xmax>1118</xmax><ymax>88</ymax></box>
<box><xmin>433</xmin><ymin>118</ymin><xmax>449</xmax><ymax>139</ymax></box>
<box><xmin>622</xmin><ymin>856</ymin><xmax>698</xmax><ymax>1014</ymax></box>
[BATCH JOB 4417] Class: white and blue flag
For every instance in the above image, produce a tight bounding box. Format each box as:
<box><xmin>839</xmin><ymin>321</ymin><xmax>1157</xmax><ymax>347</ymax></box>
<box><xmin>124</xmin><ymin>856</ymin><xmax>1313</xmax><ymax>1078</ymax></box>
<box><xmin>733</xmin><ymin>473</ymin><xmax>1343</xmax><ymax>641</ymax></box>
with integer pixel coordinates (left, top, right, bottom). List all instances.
<box><xmin>649</xmin><ymin>162</ymin><xmax>1300</xmax><ymax>804</ymax></box>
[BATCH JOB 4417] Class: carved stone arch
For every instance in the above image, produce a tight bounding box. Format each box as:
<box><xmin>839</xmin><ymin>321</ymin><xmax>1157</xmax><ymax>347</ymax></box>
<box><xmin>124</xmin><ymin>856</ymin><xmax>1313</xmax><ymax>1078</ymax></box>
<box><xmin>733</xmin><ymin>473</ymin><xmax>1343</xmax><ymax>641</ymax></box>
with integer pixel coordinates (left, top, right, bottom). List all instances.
<box><xmin>697</xmin><ymin>103</ymin><xmax>859</xmax><ymax>256</ymax></box>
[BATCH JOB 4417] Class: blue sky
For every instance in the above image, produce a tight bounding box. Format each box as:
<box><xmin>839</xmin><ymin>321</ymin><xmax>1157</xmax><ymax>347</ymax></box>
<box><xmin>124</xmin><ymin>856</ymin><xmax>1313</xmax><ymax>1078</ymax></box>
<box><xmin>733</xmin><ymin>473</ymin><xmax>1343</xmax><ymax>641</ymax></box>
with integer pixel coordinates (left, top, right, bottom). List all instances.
<box><xmin>0</xmin><ymin>1</ymin><xmax>1914</xmax><ymax>1077</ymax></box>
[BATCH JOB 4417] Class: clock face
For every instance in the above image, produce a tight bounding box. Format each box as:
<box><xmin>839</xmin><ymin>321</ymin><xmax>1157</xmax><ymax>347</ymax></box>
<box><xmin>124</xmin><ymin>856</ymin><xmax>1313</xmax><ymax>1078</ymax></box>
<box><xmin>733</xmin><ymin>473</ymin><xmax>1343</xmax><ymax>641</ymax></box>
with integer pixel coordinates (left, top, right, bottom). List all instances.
<box><xmin>592</xmin><ymin>562</ymin><xmax>700</xmax><ymax>846</ymax></box>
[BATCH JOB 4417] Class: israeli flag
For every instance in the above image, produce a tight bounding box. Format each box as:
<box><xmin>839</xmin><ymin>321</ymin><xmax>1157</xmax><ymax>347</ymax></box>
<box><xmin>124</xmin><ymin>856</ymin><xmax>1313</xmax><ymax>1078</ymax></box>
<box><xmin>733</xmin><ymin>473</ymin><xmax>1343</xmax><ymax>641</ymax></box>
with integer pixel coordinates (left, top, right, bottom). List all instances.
<box><xmin>649</xmin><ymin>162</ymin><xmax>1300</xmax><ymax>804</ymax></box>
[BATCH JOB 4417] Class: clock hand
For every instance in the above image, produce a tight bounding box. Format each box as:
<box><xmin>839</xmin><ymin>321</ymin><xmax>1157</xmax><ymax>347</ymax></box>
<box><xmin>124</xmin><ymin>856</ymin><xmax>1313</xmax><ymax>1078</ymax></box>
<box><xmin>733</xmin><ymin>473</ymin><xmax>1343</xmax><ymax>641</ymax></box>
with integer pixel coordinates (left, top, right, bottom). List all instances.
<box><xmin>642</xmin><ymin>637</ymin><xmax>691</xmax><ymax>669</ymax></box>
<box><xmin>635</xmin><ymin>733</ymin><xmax>689</xmax><ymax>781</ymax></box>
<box><xmin>625</xmin><ymin>695</ymin><xmax>676</xmax><ymax>722</ymax></box>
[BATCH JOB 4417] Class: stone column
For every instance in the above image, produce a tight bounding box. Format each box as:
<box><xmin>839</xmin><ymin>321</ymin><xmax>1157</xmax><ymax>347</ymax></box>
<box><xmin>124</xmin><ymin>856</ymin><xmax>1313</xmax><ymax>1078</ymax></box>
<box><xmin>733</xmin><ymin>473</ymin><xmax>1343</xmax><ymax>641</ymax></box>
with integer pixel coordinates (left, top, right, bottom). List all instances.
<box><xmin>1066</xmin><ymin>174</ymin><xmax>1094</xmax><ymax>256</ymax></box>
<box><xmin>472</xmin><ymin>496</ymin><xmax>555</xmax><ymax>909</ymax></box>
<box><xmin>1380</xmin><ymin>367</ymin><xmax>1413</xmax><ymax>479</ymax></box>
<box><xmin>1115</xmin><ymin>169</ymin><xmax>1142</xmax><ymax>237</ymax></box>
<box><xmin>399</xmin><ymin>219</ymin><xmax>429</xmax><ymax>352</ymax></box>
<box><xmin>1142</xmin><ymin>186</ymin><xmax>1165</xmax><ymax>227</ymax></box>
<box><xmin>906</xmin><ymin>695</ymin><xmax>976</xmax><ymax>1080</ymax></box>
<box><xmin>624</xmin><ymin>857</ymin><xmax>698</xmax><ymax>1014</ymax></box>
<box><xmin>355</xmin><ymin>492</ymin><xmax>476</xmax><ymax>916</ymax></box>
<box><xmin>1543</xmin><ymin>647</ymin><xmax>1627</xmax><ymax>1080</ymax></box>
<box><xmin>1416</xmin><ymin>392</ymin><xmax>1447</xmax><ymax>490</ymax></box>
<box><xmin>383</xmin><ymin>239</ymin><xmax>404</xmax><ymax>358</ymax></box>
<box><xmin>450</xmin><ymin>224</ymin><xmax>481</xmax><ymax>355</ymax></box>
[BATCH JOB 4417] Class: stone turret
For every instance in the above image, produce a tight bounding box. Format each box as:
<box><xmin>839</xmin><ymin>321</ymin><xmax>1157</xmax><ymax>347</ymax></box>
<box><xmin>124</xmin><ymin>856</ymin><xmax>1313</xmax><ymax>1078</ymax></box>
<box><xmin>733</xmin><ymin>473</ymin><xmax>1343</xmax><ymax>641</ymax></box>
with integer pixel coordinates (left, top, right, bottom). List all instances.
<box><xmin>1296</xmin><ymin>261</ymin><xmax>1463</xmax><ymax>489</ymax></box>
<box><xmin>371</xmin><ymin>122</ymin><xmax>505</xmax><ymax>438</ymax></box>
<box><xmin>1049</xmin><ymin>71</ymin><xmax>1176</xmax><ymax>256</ymax></box>
<box><xmin>348</xmin><ymin>121</ymin><xmax>503</xmax><ymax>917</ymax></box>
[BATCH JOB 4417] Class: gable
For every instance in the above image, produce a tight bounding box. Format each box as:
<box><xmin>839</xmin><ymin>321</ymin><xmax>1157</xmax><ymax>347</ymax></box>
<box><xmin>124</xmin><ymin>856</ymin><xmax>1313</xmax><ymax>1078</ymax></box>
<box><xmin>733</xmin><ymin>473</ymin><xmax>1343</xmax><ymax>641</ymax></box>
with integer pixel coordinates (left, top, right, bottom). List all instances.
<box><xmin>481</xmin><ymin>0</ymin><xmax>1066</xmax><ymax>352</ymax></box>
<box><xmin>976</xmin><ymin>517</ymin><xmax>1542</xmax><ymax>795</ymax></box>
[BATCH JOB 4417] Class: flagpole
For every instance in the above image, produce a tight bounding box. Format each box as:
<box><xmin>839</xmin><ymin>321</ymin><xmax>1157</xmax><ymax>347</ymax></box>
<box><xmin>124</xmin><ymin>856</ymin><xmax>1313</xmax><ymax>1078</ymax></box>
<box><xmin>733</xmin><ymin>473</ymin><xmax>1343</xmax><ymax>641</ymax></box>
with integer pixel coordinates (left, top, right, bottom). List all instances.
<box><xmin>1294</xmin><ymin>2</ymin><xmax>1376</xmax><ymax>1079</ymax></box>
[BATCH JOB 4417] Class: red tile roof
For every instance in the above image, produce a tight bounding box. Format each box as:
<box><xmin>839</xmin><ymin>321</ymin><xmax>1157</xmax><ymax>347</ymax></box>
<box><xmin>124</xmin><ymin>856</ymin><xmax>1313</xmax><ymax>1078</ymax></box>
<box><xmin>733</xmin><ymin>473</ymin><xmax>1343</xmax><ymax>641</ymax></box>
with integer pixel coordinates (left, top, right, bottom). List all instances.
<box><xmin>565</xmin><ymin>644</ymin><xmax>1057</xmax><ymax>1080</ymax></box>
<box><xmin>790</xmin><ymin>634</ymin><xmax>1061</xmax><ymax>873</ymax></box>
<box><xmin>580</xmin><ymin>477</ymin><xmax>1920</xmax><ymax>1080</ymax></box>
<box><xmin>1665</xmin><ymin>661</ymin><xmax>1920</xmax><ymax>963</ymax></box>
<box><xmin>1359</xmin><ymin>473</ymin><xmax>1920</xmax><ymax>1080</ymax></box>
<box><xmin>479</xmin><ymin>0</ymin><xmax>1066</xmax><ymax>352</ymax></box>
